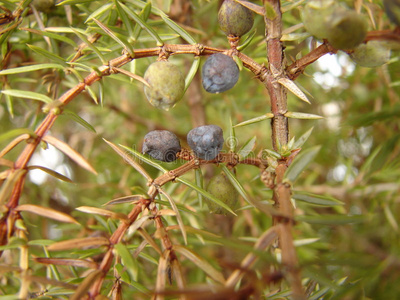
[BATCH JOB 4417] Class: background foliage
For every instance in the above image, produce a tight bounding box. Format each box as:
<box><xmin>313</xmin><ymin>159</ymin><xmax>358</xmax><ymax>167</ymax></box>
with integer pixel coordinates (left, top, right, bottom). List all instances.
<box><xmin>1</xmin><ymin>0</ymin><xmax>400</xmax><ymax>299</ymax></box>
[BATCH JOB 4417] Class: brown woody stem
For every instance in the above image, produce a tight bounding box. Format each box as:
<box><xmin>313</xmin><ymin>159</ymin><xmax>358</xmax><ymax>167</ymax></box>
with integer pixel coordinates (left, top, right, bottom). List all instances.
<box><xmin>263</xmin><ymin>0</ymin><xmax>305</xmax><ymax>298</ymax></box>
<box><xmin>264</xmin><ymin>0</ymin><xmax>288</xmax><ymax>150</ymax></box>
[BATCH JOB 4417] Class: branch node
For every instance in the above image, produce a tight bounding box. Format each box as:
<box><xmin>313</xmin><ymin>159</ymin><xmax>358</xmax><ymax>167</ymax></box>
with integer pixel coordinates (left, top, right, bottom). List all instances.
<box><xmin>168</xmin><ymin>170</ymin><xmax>177</xmax><ymax>181</ymax></box>
<box><xmin>108</xmin><ymin>66</ymin><xmax>118</xmax><ymax>75</ymax></box>
<box><xmin>158</xmin><ymin>46</ymin><xmax>170</xmax><ymax>61</ymax></box>
<box><xmin>194</xmin><ymin>43</ymin><xmax>205</xmax><ymax>57</ymax></box>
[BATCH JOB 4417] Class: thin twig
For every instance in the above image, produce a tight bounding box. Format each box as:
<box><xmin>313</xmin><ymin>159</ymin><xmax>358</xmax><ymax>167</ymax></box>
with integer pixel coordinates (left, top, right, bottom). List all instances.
<box><xmin>225</xmin><ymin>225</ymin><xmax>280</xmax><ymax>288</ymax></box>
<box><xmin>286</xmin><ymin>42</ymin><xmax>337</xmax><ymax>81</ymax></box>
<box><xmin>274</xmin><ymin>164</ymin><xmax>304</xmax><ymax>299</ymax></box>
<box><xmin>88</xmin><ymin>198</ymin><xmax>150</xmax><ymax>297</ymax></box>
<box><xmin>286</xmin><ymin>29</ymin><xmax>400</xmax><ymax>81</ymax></box>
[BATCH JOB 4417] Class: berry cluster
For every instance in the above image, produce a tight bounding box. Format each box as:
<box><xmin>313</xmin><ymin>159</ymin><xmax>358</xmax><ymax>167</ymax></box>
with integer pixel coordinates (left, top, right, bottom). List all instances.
<box><xmin>142</xmin><ymin>127</ymin><xmax>238</xmax><ymax>214</ymax></box>
<box><xmin>201</xmin><ymin>0</ymin><xmax>254</xmax><ymax>94</ymax></box>
<box><xmin>142</xmin><ymin>1</ymin><xmax>254</xmax><ymax>109</ymax></box>
<box><xmin>302</xmin><ymin>1</ymin><xmax>367</xmax><ymax>50</ymax></box>
<box><xmin>302</xmin><ymin>0</ymin><xmax>392</xmax><ymax>68</ymax></box>
<box><xmin>142</xmin><ymin>125</ymin><xmax>224</xmax><ymax>162</ymax></box>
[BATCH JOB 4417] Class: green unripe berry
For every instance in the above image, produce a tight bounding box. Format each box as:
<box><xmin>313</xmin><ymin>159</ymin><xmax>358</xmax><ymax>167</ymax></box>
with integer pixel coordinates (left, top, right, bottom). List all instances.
<box><xmin>326</xmin><ymin>9</ymin><xmax>367</xmax><ymax>50</ymax></box>
<box><xmin>205</xmin><ymin>172</ymin><xmax>239</xmax><ymax>215</ymax></box>
<box><xmin>32</xmin><ymin>0</ymin><xmax>55</xmax><ymax>13</ymax></box>
<box><xmin>350</xmin><ymin>41</ymin><xmax>391</xmax><ymax>68</ymax></box>
<box><xmin>218</xmin><ymin>0</ymin><xmax>254</xmax><ymax>37</ymax></box>
<box><xmin>301</xmin><ymin>0</ymin><xmax>337</xmax><ymax>39</ymax></box>
<box><xmin>143</xmin><ymin>61</ymin><xmax>185</xmax><ymax>111</ymax></box>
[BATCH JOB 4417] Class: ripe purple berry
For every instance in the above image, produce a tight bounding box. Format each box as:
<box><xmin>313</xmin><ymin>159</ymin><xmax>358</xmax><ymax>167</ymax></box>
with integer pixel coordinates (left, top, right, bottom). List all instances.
<box><xmin>187</xmin><ymin>125</ymin><xmax>224</xmax><ymax>160</ymax></box>
<box><xmin>202</xmin><ymin>53</ymin><xmax>239</xmax><ymax>94</ymax></box>
<box><xmin>142</xmin><ymin>130</ymin><xmax>181</xmax><ymax>162</ymax></box>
